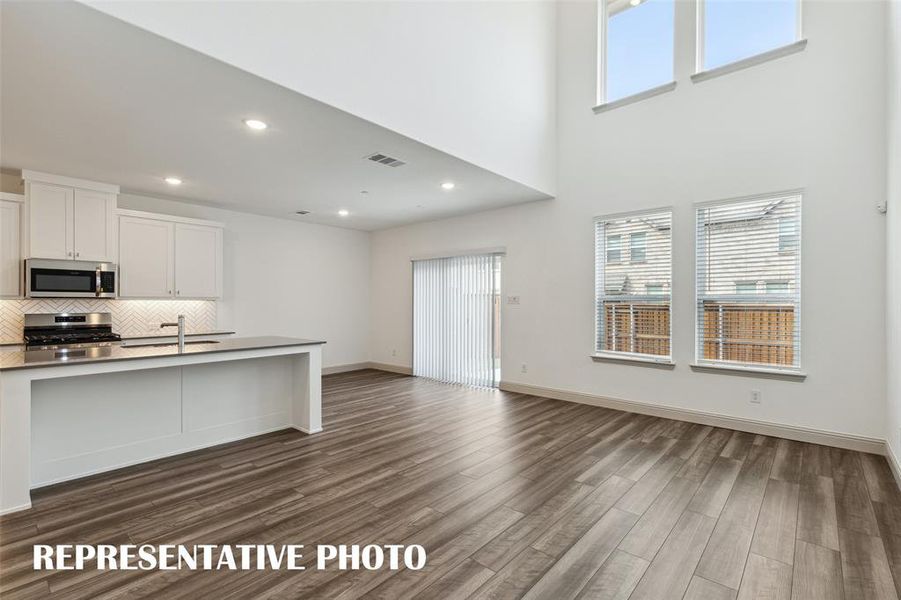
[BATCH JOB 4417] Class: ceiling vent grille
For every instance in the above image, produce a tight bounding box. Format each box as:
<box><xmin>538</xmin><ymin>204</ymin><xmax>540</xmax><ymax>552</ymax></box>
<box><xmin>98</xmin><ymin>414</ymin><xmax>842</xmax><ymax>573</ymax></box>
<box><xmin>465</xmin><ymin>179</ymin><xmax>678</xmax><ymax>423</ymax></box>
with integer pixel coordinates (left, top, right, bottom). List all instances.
<box><xmin>365</xmin><ymin>152</ymin><xmax>406</xmax><ymax>168</ymax></box>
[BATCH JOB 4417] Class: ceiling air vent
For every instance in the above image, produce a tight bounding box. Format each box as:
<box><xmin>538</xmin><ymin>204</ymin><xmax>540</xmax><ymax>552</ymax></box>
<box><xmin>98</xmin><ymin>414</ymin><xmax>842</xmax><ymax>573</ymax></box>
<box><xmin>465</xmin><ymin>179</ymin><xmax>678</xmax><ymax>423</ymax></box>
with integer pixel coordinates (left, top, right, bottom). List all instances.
<box><xmin>365</xmin><ymin>152</ymin><xmax>406</xmax><ymax>168</ymax></box>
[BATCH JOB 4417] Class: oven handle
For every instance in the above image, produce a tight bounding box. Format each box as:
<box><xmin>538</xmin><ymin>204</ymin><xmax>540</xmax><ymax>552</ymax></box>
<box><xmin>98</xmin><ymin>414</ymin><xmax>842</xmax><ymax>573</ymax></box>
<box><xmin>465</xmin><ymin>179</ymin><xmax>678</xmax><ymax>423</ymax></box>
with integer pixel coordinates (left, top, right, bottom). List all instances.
<box><xmin>96</xmin><ymin>267</ymin><xmax>102</xmax><ymax>297</ymax></box>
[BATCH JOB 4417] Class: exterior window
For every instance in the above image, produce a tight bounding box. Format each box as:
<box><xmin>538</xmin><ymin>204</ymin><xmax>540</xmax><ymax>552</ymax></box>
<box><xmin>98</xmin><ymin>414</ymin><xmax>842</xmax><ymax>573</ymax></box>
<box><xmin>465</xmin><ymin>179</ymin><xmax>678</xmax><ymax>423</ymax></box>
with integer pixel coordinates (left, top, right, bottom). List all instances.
<box><xmin>607</xmin><ymin>235</ymin><xmax>622</xmax><ymax>263</ymax></box>
<box><xmin>630</xmin><ymin>232</ymin><xmax>647</xmax><ymax>263</ymax></box>
<box><xmin>595</xmin><ymin>209</ymin><xmax>672</xmax><ymax>359</ymax></box>
<box><xmin>601</xmin><ymin>0</ymin><xmax>675</xmax><ymax>103</ymax></box>
<box><xmin>778</xmin><ymin>217</ymin><xmax>798</xmax><ymax>253</ymax></box>
<box><xmin>699</xmin><ymin>0</ymin><xmax>801</xmax><ymax>72</ymax></box>
<box><xmin>766</xmin><ymin>281</ymin><xmax>789</xmax><ymax>294</ymax></box>
<box><xmin>696</xmin><ymin>192</ymin><xmax>802</xmax><ymax>371</ymax></box>
<box><xmin>735</xmin><ymin>281</ymin><xmax>758</xmax><ymax>295</ymax></box>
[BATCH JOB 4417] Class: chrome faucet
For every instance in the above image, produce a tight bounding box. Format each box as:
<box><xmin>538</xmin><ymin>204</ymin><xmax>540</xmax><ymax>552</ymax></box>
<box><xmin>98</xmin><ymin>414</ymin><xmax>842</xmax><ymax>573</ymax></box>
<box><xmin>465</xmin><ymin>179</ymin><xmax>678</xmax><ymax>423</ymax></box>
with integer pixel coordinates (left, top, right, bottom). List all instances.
<box><xmin>160</xmin><ymin>314</ymin><xmax>186</xmax><ymax>351</ymax></box>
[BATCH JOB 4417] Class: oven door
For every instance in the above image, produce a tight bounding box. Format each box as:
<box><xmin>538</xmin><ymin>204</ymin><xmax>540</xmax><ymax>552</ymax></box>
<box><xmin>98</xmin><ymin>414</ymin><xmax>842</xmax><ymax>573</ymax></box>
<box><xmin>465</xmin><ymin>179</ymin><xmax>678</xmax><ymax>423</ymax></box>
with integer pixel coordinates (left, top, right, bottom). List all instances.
<box><xmin>25</xmin><ymin>259</ymin><xmax>117</xmax><ymax>298</ymax></box>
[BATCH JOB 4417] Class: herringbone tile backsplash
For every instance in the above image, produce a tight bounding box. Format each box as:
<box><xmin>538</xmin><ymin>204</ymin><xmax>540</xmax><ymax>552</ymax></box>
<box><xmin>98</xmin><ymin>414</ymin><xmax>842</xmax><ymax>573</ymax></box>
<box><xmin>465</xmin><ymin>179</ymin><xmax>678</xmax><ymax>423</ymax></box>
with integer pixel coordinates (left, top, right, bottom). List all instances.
<box><xmin>0</xmin><ymin>299</ymin><xmax>217</xmax><ymax>343</ymax></box>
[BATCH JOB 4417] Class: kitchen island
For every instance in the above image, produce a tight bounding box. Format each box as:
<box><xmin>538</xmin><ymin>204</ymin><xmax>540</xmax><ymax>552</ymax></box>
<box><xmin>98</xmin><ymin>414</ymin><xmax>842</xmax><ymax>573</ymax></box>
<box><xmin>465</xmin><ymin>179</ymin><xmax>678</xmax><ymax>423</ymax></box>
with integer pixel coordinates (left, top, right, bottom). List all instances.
<box><xmin>0</xmin><ymin>336</ymin><xmax>324</xmax><ymax>514</ymax></box>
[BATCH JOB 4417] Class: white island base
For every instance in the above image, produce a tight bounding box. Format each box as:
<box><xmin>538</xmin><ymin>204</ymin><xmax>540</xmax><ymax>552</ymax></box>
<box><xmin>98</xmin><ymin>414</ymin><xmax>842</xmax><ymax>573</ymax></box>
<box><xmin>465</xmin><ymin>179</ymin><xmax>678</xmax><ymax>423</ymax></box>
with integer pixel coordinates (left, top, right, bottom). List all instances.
<box><xmin>0</xmin><ymin>341</ymin><xmax>323</xmax><ymax>515</ymax></box>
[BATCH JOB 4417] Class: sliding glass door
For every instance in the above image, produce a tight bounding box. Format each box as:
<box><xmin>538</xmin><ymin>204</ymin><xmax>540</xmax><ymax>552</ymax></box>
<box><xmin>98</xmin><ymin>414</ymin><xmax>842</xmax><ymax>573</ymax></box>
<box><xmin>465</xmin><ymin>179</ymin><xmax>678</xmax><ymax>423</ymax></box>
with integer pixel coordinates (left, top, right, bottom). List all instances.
<box><xmin>413</xmin><ymin>253</ymin><xmax>501</xmax><ymax>388</ymax></box>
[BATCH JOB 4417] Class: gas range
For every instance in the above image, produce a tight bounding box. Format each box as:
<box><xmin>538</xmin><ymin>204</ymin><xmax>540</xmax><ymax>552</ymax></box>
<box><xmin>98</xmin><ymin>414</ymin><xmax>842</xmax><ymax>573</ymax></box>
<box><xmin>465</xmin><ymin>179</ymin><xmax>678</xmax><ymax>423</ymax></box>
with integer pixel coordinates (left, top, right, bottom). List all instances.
<box><xmin>23</xmin><ymin>312</ymin><xmax>121</xmax><ymax>350</ymax></box>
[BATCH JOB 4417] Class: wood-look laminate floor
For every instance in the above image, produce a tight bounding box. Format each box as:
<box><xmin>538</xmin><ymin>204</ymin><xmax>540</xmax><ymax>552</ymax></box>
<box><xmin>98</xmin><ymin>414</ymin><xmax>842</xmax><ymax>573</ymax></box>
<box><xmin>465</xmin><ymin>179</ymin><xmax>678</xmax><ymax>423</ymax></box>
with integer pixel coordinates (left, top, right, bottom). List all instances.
<box><xmin>2</xmin><ymin>369</ymin><xmax>900</xmax><ymax>599</ymax></box>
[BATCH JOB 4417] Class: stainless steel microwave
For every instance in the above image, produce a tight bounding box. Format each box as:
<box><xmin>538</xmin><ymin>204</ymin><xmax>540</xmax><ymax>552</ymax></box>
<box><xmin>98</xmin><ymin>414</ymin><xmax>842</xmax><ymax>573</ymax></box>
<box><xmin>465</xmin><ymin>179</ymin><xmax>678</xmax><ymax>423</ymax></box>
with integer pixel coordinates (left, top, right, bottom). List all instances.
<box><xmin>25</xmin><ymin>259</ymin><xmax>117</xmax><ymax>298</ymax></box>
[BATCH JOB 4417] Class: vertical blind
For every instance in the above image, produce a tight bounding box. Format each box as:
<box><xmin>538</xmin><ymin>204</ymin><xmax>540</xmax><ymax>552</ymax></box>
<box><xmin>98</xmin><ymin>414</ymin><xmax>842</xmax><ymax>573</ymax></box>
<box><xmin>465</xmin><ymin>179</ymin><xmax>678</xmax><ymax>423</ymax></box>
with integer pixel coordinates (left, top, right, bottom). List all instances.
<box><xmin>413</xmin><ymin>253</ymin><xmax>501</xmax><ymax>388</ymax></box>
<box><xmin>595</xmin><ymin>210</ymin><xmax>673</xmax><ymax>358</ymax></box>
<box><xmin>696</xmin><ymin>193</ymin><xmax>802</xmax><ymax>370</ymax></box>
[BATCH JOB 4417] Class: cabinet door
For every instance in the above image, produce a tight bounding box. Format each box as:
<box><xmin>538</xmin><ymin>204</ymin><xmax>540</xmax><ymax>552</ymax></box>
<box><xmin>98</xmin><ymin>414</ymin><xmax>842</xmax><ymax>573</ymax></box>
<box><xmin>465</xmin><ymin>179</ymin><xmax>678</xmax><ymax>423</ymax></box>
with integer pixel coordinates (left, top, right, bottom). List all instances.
<box><xmin>73</xmin><ymin>190</ymin><xmax>115</xmax><ymax>262</ymax></box>
<box><xmin>174</xmin><ymin>223</ymin><xmax>222</xmax><ymax>298</ymax></box>
<box><xmin>0</xmin><ymin>200</ymin><xmax>21</xmax><ymax>297</ymax></box>
<box><xmin>28</xmin><ymin>182</ymin><xmax>73</xmax><ymax>259</ymax></box>
<box><xmin>118</xmin><ymin>217</ymin><xmax>174</xmax><ymax>298</ymax></box>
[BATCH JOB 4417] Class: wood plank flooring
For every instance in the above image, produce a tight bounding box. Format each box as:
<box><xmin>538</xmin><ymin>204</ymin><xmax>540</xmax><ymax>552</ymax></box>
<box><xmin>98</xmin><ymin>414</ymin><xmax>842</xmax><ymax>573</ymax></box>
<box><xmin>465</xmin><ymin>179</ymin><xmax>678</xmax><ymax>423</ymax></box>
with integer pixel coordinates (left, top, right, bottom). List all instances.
<box><xmin>1</xmin><ymin>369</ymin><xmax>900</xmax><ymax>599</ymax></box>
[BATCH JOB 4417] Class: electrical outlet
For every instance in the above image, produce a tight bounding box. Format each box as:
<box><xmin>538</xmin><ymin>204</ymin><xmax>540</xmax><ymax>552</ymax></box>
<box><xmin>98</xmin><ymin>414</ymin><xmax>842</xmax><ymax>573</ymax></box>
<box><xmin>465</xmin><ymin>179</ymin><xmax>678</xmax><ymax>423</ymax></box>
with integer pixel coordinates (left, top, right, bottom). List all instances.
<box><xmin>507</xmin><ymin>296</ymin><xmax>520</xmax><ymax>305</ymax></box>
<box><xmin>392</xmin><ymin>349</ymin><xmax>397</xmax><ymax>357</ymax></box>
<box><xmin>750</xmin><ymin>389</ymin><xmax>762</xmax><ymax>404</ymax></box>
<box><xmin>521</xmin><ymin>363</ymin><xmax>528</xmax><ymax>374</ymax></box>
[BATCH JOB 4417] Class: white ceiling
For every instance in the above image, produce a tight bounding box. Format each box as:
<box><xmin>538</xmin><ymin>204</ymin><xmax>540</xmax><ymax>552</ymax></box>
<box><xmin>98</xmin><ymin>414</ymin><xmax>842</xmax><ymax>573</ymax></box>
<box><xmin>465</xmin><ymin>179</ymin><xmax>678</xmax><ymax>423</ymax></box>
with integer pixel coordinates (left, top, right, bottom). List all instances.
<box><xmin>0</xmin><ymin>1</ymin><xmax>550</xmax><ymax>231</ymax></box>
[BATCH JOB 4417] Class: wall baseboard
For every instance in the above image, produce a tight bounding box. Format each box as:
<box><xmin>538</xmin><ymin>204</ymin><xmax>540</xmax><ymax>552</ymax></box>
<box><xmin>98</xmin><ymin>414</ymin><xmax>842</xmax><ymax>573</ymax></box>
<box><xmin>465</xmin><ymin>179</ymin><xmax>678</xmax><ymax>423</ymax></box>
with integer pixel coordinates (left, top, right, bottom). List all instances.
<box><xmin>499</xmin><ymin>381</ymin><xmax>886</xmax><ymax>456</ymax></box>
<box><xmin>324</xmin><ymin>362</ymin><xmax>414</xmax><ymax>376</ymax></box>
<box><xmin>887</xmin><ymin>443</ymin><xmax>901</xmax><ymax>492</ymax></box>
<box><xmin>322</xmin><ymin>362</ymin><xmax>372</xmax><ymax>375</ymax></box>
<box><xmin>366</xmin><ymin>362</ymin><xmax>414</xmax><ymax>375</ymax></box>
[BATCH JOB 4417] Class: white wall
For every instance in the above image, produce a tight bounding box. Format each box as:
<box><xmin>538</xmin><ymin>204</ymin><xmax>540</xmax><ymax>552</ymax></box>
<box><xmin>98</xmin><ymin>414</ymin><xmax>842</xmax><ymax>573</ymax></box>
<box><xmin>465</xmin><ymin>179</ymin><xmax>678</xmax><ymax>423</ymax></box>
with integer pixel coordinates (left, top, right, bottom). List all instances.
<box><xmin>118</xmin><ymin>194</ymin><xmax>370</xmax><ymax>369</ymax></box>
<box><xmin>85</xmin><ymin>0</ymin><xmax>557</xmax><ymax>196</ymax></box>
<box><xmin>371</xmin><ymin>0</ymin><xmax>888</xmax><ymax>441</ymax></box>
<box><xmin>887</xmin><ymin>0</ymin><xmax>901</xmax><ymax>466</ymax></box>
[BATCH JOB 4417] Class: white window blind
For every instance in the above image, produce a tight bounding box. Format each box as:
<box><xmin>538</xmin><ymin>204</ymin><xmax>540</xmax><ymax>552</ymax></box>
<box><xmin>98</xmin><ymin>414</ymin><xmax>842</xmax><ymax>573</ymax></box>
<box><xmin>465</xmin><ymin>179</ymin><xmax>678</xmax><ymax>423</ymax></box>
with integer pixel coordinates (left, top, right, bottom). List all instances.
<box><xmin>413</xmin><ymin>254</ymin><xmax>501</xmax><ymax>388</ymax></box>
<box><xmin>695</xmin><ymin>193</ymin><xmax>801</xmax><ymax>370</ymax></box>
<box><xmin>595</xmin><ymin>210</ymin><xmax>672</xmax><ymax>359</ymax></box>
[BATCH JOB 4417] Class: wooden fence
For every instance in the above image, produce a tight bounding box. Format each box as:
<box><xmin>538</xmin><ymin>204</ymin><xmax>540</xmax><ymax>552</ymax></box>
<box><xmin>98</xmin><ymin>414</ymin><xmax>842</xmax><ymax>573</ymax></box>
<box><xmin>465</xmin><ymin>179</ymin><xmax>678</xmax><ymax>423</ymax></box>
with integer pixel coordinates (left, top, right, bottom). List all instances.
<box><xmin>602</xmin><ymin>302</ymin><xmax>670</xmax><ymax>356</ymax></box>
<box><xmin>601</xmin><ymin>301</ymin><xmax>795</xmax><ymax>366</ymax></box>
<box><xmin>701</xmin><ymin>302</ymin><xmax>795</xmax><ymax>366</ymax></box>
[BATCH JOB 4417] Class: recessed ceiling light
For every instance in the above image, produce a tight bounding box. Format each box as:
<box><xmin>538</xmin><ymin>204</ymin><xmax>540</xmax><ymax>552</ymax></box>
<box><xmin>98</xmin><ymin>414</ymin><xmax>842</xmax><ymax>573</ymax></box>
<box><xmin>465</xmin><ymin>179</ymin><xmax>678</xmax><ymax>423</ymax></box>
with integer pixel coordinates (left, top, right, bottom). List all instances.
<box><xmin>338</xmin><ymin>209</ymin><xmax>350</xmax><ymax>217</ymax></box>
<box><xmin>164</xmin><ymin>177</ymin><xmax>182</xmax><ymax>185</ymax></box>
<box><xmin>441</xmin><ymin>182</ymin><xmax>455</xmax><ymax>190</ymax></box>
<box><xmin>243</xmin><ymin>119</ymin><xmax>268</xmax><ymax>130</ymax></box>
<box><xmin>630</xmin><ymin>0</ymin><xmax>642</xmax><ymax>5</ymax></box>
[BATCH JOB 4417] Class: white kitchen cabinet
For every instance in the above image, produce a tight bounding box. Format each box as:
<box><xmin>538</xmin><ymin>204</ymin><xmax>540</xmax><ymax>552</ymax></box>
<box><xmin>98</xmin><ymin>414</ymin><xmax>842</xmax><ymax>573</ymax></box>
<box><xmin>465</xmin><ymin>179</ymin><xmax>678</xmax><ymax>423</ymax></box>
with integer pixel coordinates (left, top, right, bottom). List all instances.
<box><xmin>118</xmin><ymin>210</ymin><xmax>222</xmax><ymax>299</ymax></box>
<box><xmin>0</xmin><ymin>195</ymin><xmax>23</xmax><ymax>297</ymax></box>
<box><xmin>72</xmin><ymin>189</ymin><xmax>116</xmax><ymax>261</ymax></box>
<box><xmin>174</xmin><ymin>223</ymin><xmax>222</xmax><ymax>299</ymax></box>
<box><xmin>27</xmin><ymin>182</ymin><xmax>72</xmax><ymax>260</ymax></box>
<box><xmin>24</xmin><ymin>171</ymin><xmax>118</xmax><ymax>262</ymax></box>
<box><xmin>118</xmin><ymin>216</ymin><xmax>174</xmax><ymax>298</ymax></box>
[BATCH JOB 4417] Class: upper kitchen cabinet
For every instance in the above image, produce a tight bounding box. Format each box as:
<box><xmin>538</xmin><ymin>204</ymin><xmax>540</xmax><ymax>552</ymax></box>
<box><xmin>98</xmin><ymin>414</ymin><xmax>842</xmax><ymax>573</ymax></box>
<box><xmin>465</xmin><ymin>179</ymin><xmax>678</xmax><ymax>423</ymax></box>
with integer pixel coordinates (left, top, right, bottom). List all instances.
<box><xmin>0</xmin><ymin>193</ymin><xmax>24</xmax><ymax>297</ymax></box>
<box><xmin>23</xmin><ymin>171</ymin><xmax>118</xmax><ymax>262</ymax></box>
<box><xmin>118</xmin><ymin>216</ymin><xmax>174</xmax><ymax>298</ymax></box>
<box><xmin>118</xmin><ymin>210</ymin><xmax>223</xmax><ymax>299</ymax></box>
<box><xmin>174</xmin><ymin>223</ymin><xmax>222</xmax><ymax>299</ymax></box>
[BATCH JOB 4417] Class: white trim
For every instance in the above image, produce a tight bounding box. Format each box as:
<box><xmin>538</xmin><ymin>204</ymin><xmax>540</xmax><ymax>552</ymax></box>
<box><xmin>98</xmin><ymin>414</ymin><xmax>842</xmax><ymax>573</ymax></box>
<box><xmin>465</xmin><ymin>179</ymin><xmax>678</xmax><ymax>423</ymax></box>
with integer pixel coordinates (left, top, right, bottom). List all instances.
<box><xmin>295</xmin><ymin>426</ymin><xmax>323</xmax><ymax>435</ymax></box>
<box><xmin>410</xmin><ymin>247</ymin><xmax>506</xmax><ymax>262</ymax></box>
<box><xmin>322</xmin><ymin>362</ymin><xmax>372</xmax><ymax>375</ymax></box>
<box><xmin>0</xmin><ymin>501</ymin><xmax>32</xmax><ymax>516</ymax></box>
<box><xmin>593</xmin><ymin>81</ymin><xmax>677</xmax><ymax>114</ymax></box>
<box><xmin>21</xmin><ymin>170</ymin><xmax>119</xmax><ymax>194</ymax></box>
<box><xmin>498</xmin><ymin>380</ymin><xmax>885</xmax><ymax>455</ymax></box>
<box><xmin>116</xmin><ymin>208</ymin><xmax>225</xmax><ymax>229</ymax></box>
<box><xmin>368</xmin><ymin>362</ymin><xmax>414</xmax><ymax>375</ymax></box>
<box><xmin>693</xmin><ymin>188</ymin><xmax>805</xmax><ymax>209</ymax></box>
<box><xmin>690</xmin><ymin>362</ymin><xmax>807</xmax><ymax>381</ymax></box>
<box><xmin>692</xmin><ymin>40</ymin><xmax>808</xmax><ymax>84</ymax></box>
<box><xmin>886</xmin><ymin>443</ymin><xmax>901</xmax><ymax>492</ymax></box>
<box><xmin>0</xmin><ymin>192</ymin><xmax>24</xmax><ymax>203</ymax></box>
<box><xmin>596</xmin><ymin>0</ymin><xmax>608</xmax><ymax>106</ymax></box>
<box><xmin>591</xmin><ymin>353</ymin><xmax>675</xmax><ymax>368</ymax></box>
<box><xmin>594</xmin><ymin>205</ymin><xmax>675</xmax><ymax>223</ymax></box>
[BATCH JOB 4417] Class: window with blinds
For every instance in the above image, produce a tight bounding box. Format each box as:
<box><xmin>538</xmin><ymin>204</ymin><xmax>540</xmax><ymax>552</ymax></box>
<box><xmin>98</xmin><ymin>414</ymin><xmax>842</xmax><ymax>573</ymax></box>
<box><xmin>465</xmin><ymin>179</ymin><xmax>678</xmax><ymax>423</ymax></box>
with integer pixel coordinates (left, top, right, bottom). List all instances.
<box><xmin>695</xmin><ymin>192</ymin><xmax>801</xmax><ymax>371</ymax></box>
<box><xmin>595</xmin><ymin>210</ymin><xmax>672</xmax><ymax>360</ymax></box>
<box><xmin>413</xmin><ymin>253</ymin><xmax>501</xmax><ymax>388</ymax></box>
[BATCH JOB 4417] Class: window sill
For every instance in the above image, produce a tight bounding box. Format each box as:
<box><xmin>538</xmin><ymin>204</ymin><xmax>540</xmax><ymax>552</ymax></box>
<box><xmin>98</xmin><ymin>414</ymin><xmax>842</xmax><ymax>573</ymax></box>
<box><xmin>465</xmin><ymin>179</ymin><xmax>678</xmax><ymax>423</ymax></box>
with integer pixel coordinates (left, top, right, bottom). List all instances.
<box><xmin>690</xmin><ymin>362</ymin><xmax>807</xmax><ymax>381</ymax></box>
<box><xmin>592</xmin><ymin>353</ymin><xmax>675</xmax><ymax>369</ymax></box>
<box><xmin>593</xmin><ymin>81</ymin><xmax>677</xmax><ymax>114</ymax></box>
<box><xmin>692</xmin><ymin>40</ymin><xmax>808</xmax><ymax>84</ymax></box>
